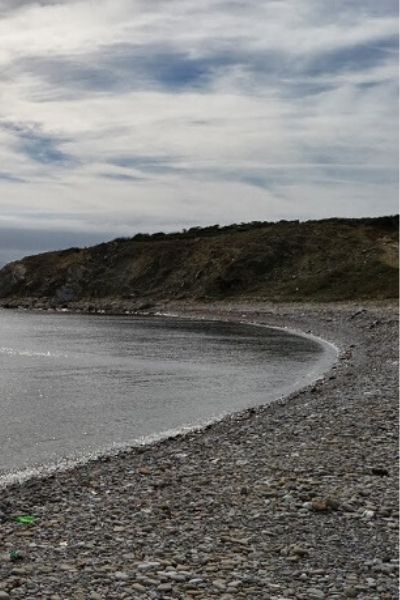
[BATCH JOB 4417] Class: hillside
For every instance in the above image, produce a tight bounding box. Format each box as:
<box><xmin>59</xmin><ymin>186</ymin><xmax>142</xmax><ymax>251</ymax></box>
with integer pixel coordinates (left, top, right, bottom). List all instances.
<box><xmin>0</xmin><ymin>216</ymin><xmax>398</xmax><ymax>309</ymax></box>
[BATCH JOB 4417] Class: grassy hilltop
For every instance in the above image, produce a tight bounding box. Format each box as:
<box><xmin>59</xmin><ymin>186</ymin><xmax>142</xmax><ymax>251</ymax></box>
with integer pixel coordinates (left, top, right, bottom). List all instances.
<box><xmin>0</xmin><ymin>216</ymin><xmax>398</xmax><ymax>308</ymax></box>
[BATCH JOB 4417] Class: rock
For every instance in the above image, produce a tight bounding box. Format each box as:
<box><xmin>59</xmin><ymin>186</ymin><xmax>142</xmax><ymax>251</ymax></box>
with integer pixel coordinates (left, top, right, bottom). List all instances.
<box><xmin>114</xmin><ymin>571</ymin><xmax>129</xmax><ymax>580</ymax></box>
<box><xmin>212</xmin><ymin>579</ymin><xmax>226</xmax><ymax>590</ymax></box>
<box><xmin>362</xmin><ymin>509</ymin><xmax>375</xmax><ymax>519</ymax></box>
<box><xmin>11</xmin><ymin>566</ymin><xmax>32</xmax><ymax>575</ymax></box>
<box><xmin>307</xmin><ymin>588</ymin><xmax>325</xmax><ymax>599</ymax></box>
<box><xmin>138</xmin><ymin>466</ymin><xmax>151</xmax><ymax>475</ymax></box>
<box><xmin>371</xmin><ymin>467</ymin><xmax>389</xmax><ymax>476</ymax></box>
<box><xmin>137</xmin><ymin>561</ymin><xmax>160</xmax><ymax>570</ymax></box>
<box><xmin>344</xmin><ymin>587</ymin><xmax>358</xmax><ymax>598</ymax></box>
<box><xmin>311</xmin><ymin>498</ymin><xmax>339</xmax><ymax>512</ymax></box>
<box><xmin>164</xmin><ymin>572</ymin><xmax>187</xmax><ymax>582</ymax></box>
<box><xmin>157</xmin><ymin>583</ymin><xmax>172</xmax><ymax>591</ymax></box>
<box><xmin>187</xmin><ymin>578</ymin><xmax>205</xmax><ymax>587</ymax></box>
<box><xmin>0</xmin><ymin>593</ymin><xmax>9</xmax><ymax>600</ymax></box>
<box><xmin>131</xmin><ymin>583</ymin><xmax>146</xmax><ymax>592</ymax></box>
<box><xmin>290</xmin><ymin>545</ymin><xmax>309</xmax><ymax>557</ymax></box>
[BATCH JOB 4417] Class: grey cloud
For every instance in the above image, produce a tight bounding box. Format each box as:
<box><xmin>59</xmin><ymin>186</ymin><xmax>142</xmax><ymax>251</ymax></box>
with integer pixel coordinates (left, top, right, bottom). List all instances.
<box><xmin>313</xmin><ymin>0</ymin><xmax>398</xmax><ymax>19</ymax></box>
<box><xmin>12</xmin><ymin>31</ymin><xmax>397</xmax><ymax>104</ymax></box>
<box><xmin>0</xmin><ymin>171</ymin><xmax>26</xmax><ymax>183</ymax></box>
<box><xmin>0</xmin><ymin>0</ymin><xmax>397</xmax><ymax>242</ymax></box>
<box><xmin>108</xmin><ymin>155</ymin><xmax>180</xmax><ymax>174</ymax></box>
<box><xmin>0</xmin><ymin>0</ymin><xmax>62</xmax><ymax>16</ymax></box>
<box><xmin>105</xmin><ymin>148</ymin><xmax>399</xmax><ymax>192</ymax></box>
<box><xmin>1</xmin><ymin>121</ymin><xmax>78</xmax><ymax>167</ymax></box>
<box><xmin>13</xmin><ymin>44</ymin><xmax>221</xmax><ymax>96</ymax></box>
<box><xmin>101</xmin><ymin>173</ymin><xmax>145</xmax><ymax>182</ymax></box>
<box><xmin>303</xmin><ymin>35</ymin><xmax>398</xmax><ymax>77</ymax></box>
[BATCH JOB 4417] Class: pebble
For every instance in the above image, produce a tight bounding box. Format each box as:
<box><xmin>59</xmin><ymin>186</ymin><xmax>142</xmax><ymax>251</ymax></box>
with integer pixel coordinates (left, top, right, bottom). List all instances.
<box><xmin>307</xmin><ymin>588</ymin><xmax>325</xmax><ymax>599</ymax></box>
<box><xmin>114</xmin><ymin>571</ymin><xmax>129</xmax><ymax>580</ymax></box>
<box><xmin>137</xmin><ymin>562</ymin><xmax>160</xmax><ymax>571</ymax></box>
<box><xmin>344</xmin><ymin>588</ymin><xmax>358</xmax><ymax>598</ymax></box>
<box><xmin>131</xmin><ymin>583</ymin><xmax>146</xmax><ymax>592</ymax></box>
<box><xmin>187</xmin><ymin>578</ymin><xmax>205</xmax><ymax>587</ymax></box>
<box><xmin>0</xmin><ymin>305</ymin><xmax>397</xmax><ymax>600</ymax></box>
<box><xmin>158</xmin><ymin>582</ymin><xmax>173</xmax><ymax>591</ymax></box>
<box><xmin>212</xmin><ymin>579</ymin><xmax>226</xmax><ymax>589</ymax></box>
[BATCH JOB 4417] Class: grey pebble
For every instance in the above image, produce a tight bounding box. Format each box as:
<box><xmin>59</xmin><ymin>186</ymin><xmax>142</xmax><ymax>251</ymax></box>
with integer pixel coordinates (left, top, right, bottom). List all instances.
<box><xmin>0</xmin><ymin>305</ymin><xmax>397</xmax><ymax>600</ymax></box>
<box><xmin>307</xmin><ymin>589</ymin><xmax>325</xmax><ymax>600</ymax></box>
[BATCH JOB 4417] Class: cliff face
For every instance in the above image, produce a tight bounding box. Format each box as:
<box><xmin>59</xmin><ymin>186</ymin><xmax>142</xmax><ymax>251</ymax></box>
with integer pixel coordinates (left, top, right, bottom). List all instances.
<box><xmin>0</xmin><ymin>216</ymin><xmax>398</xmax><ymax>307</ymax></box>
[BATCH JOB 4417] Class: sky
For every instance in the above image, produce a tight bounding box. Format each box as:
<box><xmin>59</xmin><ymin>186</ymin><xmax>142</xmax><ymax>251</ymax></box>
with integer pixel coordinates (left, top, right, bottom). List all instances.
<box><xmin>0</xmin><ymin>0</ymin><xmax>398</xmax><ymax>265</ymax></box>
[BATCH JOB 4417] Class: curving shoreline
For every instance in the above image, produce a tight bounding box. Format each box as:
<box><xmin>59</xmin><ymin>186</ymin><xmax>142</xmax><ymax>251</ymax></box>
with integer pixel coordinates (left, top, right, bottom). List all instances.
<box><xmin>0</xmin><ymin>313</ymin><xmax>336</xmax><ymax>486</ymax></box>
<box><xmin>0</xmin><ymin>302</ymin><xmax>398</xmax><ymax>599</ymax></box>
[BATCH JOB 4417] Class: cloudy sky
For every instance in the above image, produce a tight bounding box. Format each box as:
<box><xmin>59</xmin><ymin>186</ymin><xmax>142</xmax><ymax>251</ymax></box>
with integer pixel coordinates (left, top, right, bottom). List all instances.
<box><xmin>0</xmin><ymin>0</ymin><xmax>398</xmax><ymax>265</ymax></box>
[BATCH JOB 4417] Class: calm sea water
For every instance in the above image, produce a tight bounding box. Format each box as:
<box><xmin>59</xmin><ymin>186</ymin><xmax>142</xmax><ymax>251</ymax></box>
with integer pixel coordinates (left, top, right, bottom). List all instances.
<box><xmin>0</xmin><ymin>310</ymin><xmax>335</xmax><ymax>478</ymax></box>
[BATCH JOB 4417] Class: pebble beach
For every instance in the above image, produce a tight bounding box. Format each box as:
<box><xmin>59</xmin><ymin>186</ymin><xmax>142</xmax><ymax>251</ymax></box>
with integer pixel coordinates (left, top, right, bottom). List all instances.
<box><xmin>0</xmin><ymin>302</ymin><xmax>398</xmax><ymax>600</ymax></box>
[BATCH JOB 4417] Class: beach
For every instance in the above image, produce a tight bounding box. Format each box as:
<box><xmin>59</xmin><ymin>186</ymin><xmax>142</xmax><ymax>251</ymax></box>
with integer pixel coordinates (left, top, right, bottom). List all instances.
<box><xmin>0</xmin><ymin>302</ymin><xmax>398</xmax><ymax>599</ymax></box>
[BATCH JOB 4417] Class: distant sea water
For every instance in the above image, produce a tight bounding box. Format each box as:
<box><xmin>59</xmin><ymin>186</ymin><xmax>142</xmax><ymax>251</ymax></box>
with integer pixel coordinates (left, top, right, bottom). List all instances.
<box><xmin>0</xmin><ymin>310</ymin><xmax>336</xmax><ymax>480</ymax></box>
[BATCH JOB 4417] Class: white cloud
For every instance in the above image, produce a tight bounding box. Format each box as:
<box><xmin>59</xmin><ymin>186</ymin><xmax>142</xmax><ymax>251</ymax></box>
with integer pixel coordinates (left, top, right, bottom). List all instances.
<box><xmin>0</xmin><ymin>0</ymin><xmax>397</xmax><ymax>264</ymax></box>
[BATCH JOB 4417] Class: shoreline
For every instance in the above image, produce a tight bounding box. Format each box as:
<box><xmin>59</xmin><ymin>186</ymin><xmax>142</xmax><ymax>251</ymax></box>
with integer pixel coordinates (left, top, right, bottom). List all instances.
<box><xmin>0</xmin><ymin>302</ymin><xmax>398</xmax><ymax>599</ymax></box>
<box><xmin>0</xmin><ymin>316</ymin><xmax>338</xmax><ymax>489</ymax></box>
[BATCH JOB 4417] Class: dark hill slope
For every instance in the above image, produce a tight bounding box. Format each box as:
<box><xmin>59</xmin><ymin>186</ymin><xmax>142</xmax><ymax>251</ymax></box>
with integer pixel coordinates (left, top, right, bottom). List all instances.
<box><xmin>0</xmin><ymin>216</ymin><xmax>398</xmax><ymax>307</ymax></box>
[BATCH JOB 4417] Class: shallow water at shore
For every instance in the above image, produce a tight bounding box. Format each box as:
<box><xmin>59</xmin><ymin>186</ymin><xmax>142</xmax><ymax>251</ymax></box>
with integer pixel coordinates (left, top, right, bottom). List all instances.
<box><xmin>0</xmin><ymin>310</ymin><xmax>335</xmax><ymax>478</ymax></box>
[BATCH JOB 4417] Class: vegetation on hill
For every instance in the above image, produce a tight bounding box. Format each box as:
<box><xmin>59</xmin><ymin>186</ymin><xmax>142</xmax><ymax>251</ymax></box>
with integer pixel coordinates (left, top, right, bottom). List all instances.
<box><xmin>0</xmin><ymin>216</ymin><xmax>398</xmax><ymax>307</ymax></box>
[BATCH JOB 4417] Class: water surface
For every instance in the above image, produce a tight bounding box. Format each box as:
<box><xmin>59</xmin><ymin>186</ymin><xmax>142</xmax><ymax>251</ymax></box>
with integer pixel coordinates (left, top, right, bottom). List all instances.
<box><xmin>0</xmin><ymin>310</ymin><xmax>335</xmax><ymax>478</ymax></box>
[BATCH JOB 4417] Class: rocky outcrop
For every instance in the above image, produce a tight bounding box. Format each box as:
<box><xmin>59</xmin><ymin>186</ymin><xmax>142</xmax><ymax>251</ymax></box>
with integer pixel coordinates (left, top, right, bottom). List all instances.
<box><xmin>0</xmin><ymin>216</ymin><xmax>398</xmax><ymax>307</ymax></box>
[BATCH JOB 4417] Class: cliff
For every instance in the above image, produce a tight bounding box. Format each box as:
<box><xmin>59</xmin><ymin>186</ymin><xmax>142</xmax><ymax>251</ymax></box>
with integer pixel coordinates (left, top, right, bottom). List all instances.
<box><xmin>0</xmin><ymin>216</ymin><xmax>398</xmax><ymax>309</ymax></box>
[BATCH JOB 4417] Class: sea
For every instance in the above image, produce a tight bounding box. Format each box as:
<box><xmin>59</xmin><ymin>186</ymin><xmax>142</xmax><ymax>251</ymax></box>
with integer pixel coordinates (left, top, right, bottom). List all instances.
<box><xmin>0</xmin><ymin>309</ymin><xmax>336</xmax><ymax>481</ymax></box>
